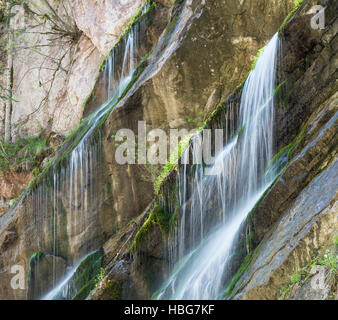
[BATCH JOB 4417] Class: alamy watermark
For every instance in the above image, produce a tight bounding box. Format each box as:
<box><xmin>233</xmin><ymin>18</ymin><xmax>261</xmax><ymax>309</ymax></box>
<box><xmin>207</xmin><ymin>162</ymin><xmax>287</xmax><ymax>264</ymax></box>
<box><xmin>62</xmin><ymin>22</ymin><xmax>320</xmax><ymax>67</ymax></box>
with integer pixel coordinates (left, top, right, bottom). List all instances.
<box><xmin>10</xmin><ymin>265</ymin><xmax>25</xmax><ymax>290</ymax></box>
<box><xmin>113</xmin><ymin>121</ymin><xmax>225</xmax><ymax>175</ymax></box>
<box><xmin>310</xmin><ymin>5</ymin><xmax>326</xmax><ymax>30</ymax></box>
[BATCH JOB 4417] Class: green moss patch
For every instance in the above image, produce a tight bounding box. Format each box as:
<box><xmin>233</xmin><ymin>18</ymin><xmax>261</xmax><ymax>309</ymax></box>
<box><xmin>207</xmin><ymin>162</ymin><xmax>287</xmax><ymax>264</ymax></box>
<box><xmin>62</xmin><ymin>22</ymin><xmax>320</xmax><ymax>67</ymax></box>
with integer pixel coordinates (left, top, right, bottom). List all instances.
<box><xmin>72</xmin><ymin>249</ymin><xmax>104</xmax><ymax>300</ymax></box>
<box><xmin>29</xmin><ymin>251</ymin><xmax>45</xmax><ymax>264</ymax></box>
<box><xmin>28</xmin><ymin>251</ymin><xmax>45</xmax><ymax>280</ymax></box>
<box><xmin>130</xmin><ymin>204</ymin><xmax>170</xmax><ymax>252</ymax></box>
<box><xmin>223</xmin><ymin>253</ymin><xmax>252</xmax><ymax>298</ymax></box>
<box><xmin>101</xmin><ymin>280</ymin><xmax>122</xmax><ymax>300</ymax></box>
<box><xmin>154</xmin><ymin>133</ymin><xmax>194</xmax><ymax>194</ymax></box>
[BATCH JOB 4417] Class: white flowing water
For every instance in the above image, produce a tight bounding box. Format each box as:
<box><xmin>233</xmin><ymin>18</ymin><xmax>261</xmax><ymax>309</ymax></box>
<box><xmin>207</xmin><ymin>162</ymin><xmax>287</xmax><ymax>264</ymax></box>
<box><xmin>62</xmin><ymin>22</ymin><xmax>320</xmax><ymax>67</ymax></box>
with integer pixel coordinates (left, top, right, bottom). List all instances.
<box><xmin>158</xmin><ymin>33</ymin><xmax>279</xmax><ymax>300</ymax></box>
<box><xmin>39</xmin><ymin>16</ymin><xmax>145</xmax><ymax>300</ymax></box>
<box><xmin>42</xmin><ymin>252</ymin><xmax>95</xmax><ymax>300</ymax></box>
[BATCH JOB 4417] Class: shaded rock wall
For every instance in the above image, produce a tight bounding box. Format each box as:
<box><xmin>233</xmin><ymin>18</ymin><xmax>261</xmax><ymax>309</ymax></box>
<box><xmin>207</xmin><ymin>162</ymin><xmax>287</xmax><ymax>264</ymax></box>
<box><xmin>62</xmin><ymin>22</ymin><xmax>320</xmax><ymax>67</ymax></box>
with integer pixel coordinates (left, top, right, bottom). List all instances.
<box><xmin>229</xmin><ymin>0</ymin><xmax>338</xmax><ymax>299</ymax></box>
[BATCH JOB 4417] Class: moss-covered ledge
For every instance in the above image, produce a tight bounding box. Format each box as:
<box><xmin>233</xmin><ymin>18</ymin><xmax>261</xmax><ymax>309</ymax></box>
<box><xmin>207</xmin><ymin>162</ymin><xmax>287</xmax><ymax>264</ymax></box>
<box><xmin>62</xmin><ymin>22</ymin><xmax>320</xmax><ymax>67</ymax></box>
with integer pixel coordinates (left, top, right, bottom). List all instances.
<box><xmin>278</xmin><ymin>0</ymin><xmax>305</xmax><ymax>36</ymax></box>
<box><xmin>130</xmin><ymin>204</ymin><xmax>170</xmax><ymax>252</ymax></box>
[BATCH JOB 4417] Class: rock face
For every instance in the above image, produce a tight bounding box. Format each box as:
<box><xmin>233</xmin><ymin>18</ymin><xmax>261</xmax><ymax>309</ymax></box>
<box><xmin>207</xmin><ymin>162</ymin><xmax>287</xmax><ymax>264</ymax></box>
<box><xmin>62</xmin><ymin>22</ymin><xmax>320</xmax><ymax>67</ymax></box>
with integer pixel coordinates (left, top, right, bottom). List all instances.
<box><xmin>1</xmin><ymin>0</ymin><xmax>149</xmax><ymax>139</ymax></box>
<box><xmin>90</xmin><ymin>0</ymin><xmax>337</xmax><ymax>300</ymax></box>
<box><xmin>229</xmin><ymin>0</ymin><xmax>338</xmax><ymax>299</ymax></box>
<box><xmin>0</xmin><ymin>0</ymin><xmax>336</xmax><ymax>301</ymax></box>
<box><xmin>0</xmin><ymin>0</ymin><xmax>168</xmax><ymax>300</ymax></box>
<box><xmin>27</xmin><ymin>254</ymin><xmax>66</xmax><ymax>300</ymax></box>
<box><xmin>233</xmin><ymin>159</ymin><xmax>337</xmax><ymax>299</ymax></box>
<box><xmin>100</xmin><ymin>0</ymin><xmax>295</xmax><ymax>229</ymax></box>
<box><xmin>0</xmin><ymin>171</ymin><xmax>33</xmax><ymax>215</ymax></box>
<box><xmin>73</xmin><ymin>0</ymin><xmax>147</xmax><ymax>55</ymax></box>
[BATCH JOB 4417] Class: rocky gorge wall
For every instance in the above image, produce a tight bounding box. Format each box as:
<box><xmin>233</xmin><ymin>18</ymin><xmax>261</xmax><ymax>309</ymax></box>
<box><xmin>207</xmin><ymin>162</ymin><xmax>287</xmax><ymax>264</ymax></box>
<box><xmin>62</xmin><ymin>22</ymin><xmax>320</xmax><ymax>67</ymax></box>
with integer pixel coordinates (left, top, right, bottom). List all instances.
<box><xmin>0</xmin><ymin>0</ymin><xmax>154</xmax><ymax>214</ymax></box>
<box><xmin>0</xmin><ymin>0</ymin><xmax>171</xmax><ymax>300</ymax></box>
<box><xmin>0</xmin><ymin>0</ymin><xmax>336</xmax><ymax>301</ymax></box>
<box><xmin>88</xmin><ymin>0</ymin><xmax>337</xmax><ymax>300</ymax></box>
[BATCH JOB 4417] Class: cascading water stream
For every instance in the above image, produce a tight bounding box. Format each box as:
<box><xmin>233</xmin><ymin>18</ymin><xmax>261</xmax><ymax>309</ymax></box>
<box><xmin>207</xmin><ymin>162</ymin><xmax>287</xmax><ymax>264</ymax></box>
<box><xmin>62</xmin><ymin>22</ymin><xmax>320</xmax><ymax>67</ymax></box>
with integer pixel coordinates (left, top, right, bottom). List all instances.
<box><xmin>157</xmin><ymin>34</ymin><xmax>280</xmax><ymax>300</ymax></box>
<box><xmin>37</xmin><ymin>7</ymin><xmax>150</xmax><ymax>300</ymax></box>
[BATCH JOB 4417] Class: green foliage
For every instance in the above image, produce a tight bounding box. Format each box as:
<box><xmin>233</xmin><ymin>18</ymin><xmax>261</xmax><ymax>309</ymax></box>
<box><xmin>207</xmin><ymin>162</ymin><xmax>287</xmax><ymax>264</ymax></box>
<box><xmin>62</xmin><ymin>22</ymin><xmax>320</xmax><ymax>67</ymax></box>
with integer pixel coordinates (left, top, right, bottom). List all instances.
<box><xmin>290</xmin><ymin>272</ymin><xmax>302</xmax><ymax>284</ymax></box>
<box><xmin>0</xmin><ymin>0</ymin><xmax>22</xmax><ymax>25</ymax></box>
<box><xmin>266</xmin><ymin>123</ymin><xmax>307</xmax><ymax>178</ymax></box>
<box><xmin>0</xmin><ymin>135</ymin><xmax>49</xmax><ymax>172</ymax></box>
<box><xmin>128</xmin><ymin>217</ymin><xmax>137</xmax><ymax>226</ymax></box>
<box><xmin>333</xmin><ymin>234</ymin><xmax>338</xmax><ymax>249</ymax></box>
<box><xmin>223</xmin><ymin>252</ymin><xmax>253</xmax><ymax>298</ymax></box>
<box><xmin>250</xmin><ymin>46</ymin><xmax>265</xmax><ymax>71</ymax></box>
<box><xmin>29</xmin><ymin>251</ymin><xmax>45</xmax><ymax>264</ymax></box>
<box><xmin>166</xmin><ymin>15</ymin><xmax>178</xmax><ymax>35</ymax></box>
<box><xmin>102</xmin><ymin>280</ymin><xmax>122</xmax><ymax>300</ymax></box>
<box><xmin>316</xmin><ymin>252</ymin><xmax>338</xmax><ymax>273</ymax></box>
<box><xmin>273</xmin><ymin>80</ymin><xmax>287</xmax><ymax>97</ymax></box>
<box><xmin>265</xmin><ymin>142</ymin><xmax>295</xmax><ymax>175</ymax></box>
<box><xmin>294</xmin><ymin>0</ymin><xmax>305</xmax><ymax>6</ymax></box>
<box><xmin>28</xmin><ymin>251</ymin><xmax>45</xmax><ymax>279</ymax></box>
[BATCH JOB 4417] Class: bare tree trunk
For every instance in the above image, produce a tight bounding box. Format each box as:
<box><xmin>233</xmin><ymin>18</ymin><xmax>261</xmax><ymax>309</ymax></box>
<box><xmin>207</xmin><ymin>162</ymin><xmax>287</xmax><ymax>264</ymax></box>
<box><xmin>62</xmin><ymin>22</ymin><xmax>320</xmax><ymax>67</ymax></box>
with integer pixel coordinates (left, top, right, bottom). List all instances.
<box><xmin>4</xmin><ymin>3</ymin><xmax>13</xmax><ymax>143</ymax></box>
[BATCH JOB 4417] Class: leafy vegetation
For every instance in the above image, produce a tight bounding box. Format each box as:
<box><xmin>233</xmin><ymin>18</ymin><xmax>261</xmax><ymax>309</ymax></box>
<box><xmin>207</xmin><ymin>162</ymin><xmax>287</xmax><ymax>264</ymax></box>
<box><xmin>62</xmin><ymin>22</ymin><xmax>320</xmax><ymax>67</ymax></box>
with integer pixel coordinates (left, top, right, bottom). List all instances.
<box><xmin>334</xmin><ymin>234</ymin><xmax>338</xmax><ymax>248</ymax></box>
<box><xmin>28</xmin><ymin>251</ymin><xmax>45</xmax><ymax>279</ymax></box>
<box><xmin>279</xmin><ymin>250</ymin><xmax>338</xmax><ymax>300</ymax></box>
<box><xmin>0</xmin><ymin>135</ymin><xmax>49</xmax><ymax>172</ymax></box>
<box><xmin>223</xmin><ymin>253</ymin><xmax>253</xmax><ymax>298</ymax></box>
<box><xmin>101</xmin><ymin>280</ymin><xmax>122</xmax><ymax>300</ymax></box>
<box><xmin>250</xmin><ymin>46</ymin><xmax>265</xmax><ymax>71</ymax></box>
<box><xmin>72</xmin><ymin>249</ymin><xmax>104</xmax><ymax>300</ymax></box>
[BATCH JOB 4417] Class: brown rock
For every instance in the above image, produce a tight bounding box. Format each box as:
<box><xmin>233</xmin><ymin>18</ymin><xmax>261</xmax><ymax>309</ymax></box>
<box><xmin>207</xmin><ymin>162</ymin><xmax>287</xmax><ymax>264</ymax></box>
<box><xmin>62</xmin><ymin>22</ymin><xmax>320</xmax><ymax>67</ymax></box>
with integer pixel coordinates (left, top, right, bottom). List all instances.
<box><xmin>0</xmin><ymin>171</ymin><xmax>33</xmax><ymax>201</ymax></box>
<box><xmin>0</xmin><ymin>229</ymin><xmax>18</xmax><ymax>252</ymax></box>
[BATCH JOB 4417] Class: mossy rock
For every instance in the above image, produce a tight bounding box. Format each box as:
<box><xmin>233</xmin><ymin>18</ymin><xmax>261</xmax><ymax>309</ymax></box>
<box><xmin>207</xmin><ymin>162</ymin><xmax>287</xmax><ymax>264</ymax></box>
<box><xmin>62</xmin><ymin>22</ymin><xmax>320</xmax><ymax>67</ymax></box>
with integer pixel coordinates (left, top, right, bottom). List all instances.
<box><xmin>71</xmin><ymin>249</ymin><xmax>104</xmax><ymax>300</ymax></box>
<box><xmin>130</xmin><ymin>204</ymin><xmax>170</xmax><ymax>252</ymax></box>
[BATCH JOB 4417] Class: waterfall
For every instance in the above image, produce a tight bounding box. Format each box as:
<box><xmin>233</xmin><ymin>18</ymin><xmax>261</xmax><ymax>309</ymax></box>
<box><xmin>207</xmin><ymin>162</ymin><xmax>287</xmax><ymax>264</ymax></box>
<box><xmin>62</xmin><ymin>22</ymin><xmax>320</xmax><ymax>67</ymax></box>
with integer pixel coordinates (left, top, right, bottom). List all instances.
<box><xmin>157</xmin><ymin>34</ymin><xmax>280</xmax><ymax>300</ymax></box>
<box><xmin>34</xmin><ymin>7</ymin><xmax>150</xmax><ymax>300</ymax></box>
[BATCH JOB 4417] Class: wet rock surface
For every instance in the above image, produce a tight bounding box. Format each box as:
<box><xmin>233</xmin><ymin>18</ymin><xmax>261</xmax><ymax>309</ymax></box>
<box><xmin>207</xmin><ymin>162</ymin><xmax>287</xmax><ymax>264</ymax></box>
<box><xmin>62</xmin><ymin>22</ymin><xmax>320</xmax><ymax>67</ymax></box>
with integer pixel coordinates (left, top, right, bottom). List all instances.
<box><xmin>233</xmin><ymin>159</ymin><xmax>337</xmax><ymax>299</ymax></box>
<box><xmin>101</xmin><ymin>0</ymin><xmax>294</xmax><ymax>229</ymax></box>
